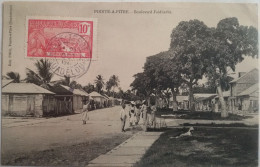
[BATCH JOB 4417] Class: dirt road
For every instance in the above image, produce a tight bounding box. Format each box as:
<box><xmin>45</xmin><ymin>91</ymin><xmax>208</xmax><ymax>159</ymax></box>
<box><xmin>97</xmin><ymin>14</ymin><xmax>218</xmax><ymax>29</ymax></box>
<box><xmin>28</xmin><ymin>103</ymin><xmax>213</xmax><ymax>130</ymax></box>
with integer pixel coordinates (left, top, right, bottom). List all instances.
<box><xmin>2</xmin><ymin>106</ymin><xmax>129</xmax><ymax>156</ymax></box>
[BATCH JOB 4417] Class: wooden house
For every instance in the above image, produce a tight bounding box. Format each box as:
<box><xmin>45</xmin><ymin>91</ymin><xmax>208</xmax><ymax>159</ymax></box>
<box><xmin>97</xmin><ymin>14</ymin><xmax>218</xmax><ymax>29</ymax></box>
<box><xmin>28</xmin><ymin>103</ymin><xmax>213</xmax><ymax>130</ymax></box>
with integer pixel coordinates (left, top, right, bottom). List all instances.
<box><xmin>60</xmin><ymin>85</ymin><xmax>89</xmax><ymax>111</ymax></box>
<box><xmin>48</xmin><ymin>84</ymin><xmax>74</xmax><ymax>114</ymax></box>
<box><xmin>2</xmin><ymin>83</ymin><xmax>55</xmax><ymax>117</ymax></box>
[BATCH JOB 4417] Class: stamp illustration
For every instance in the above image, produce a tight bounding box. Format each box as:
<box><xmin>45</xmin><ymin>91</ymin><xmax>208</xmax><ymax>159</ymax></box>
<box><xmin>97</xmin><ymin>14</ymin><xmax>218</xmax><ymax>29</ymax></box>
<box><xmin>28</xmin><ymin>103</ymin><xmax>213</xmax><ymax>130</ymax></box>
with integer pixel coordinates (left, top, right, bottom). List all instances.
<box><xmin>26</xmin><ymin>17</ymin><xmax>96</xmax><ymax>78</ymax></box>
<box><xmin>27</xmin><ymin>19</ymin><xmax>93</xmax><ymax>58</ymax></box>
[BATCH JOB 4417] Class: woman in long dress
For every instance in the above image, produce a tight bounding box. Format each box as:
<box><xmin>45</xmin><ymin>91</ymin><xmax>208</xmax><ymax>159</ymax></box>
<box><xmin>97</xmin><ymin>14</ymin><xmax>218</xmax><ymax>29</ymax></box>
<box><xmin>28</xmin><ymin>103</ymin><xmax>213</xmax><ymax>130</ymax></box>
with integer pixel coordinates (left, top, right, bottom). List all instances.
<box><xmin>140</xmin><ymin>100</ymin><xmax>148</xmax><ymax>131</ymax></box>
<box><xmin>129</xmin><ymin>102</ymin><xmax>136</xmax><ymax>126</ymax></box>
<box><xmin>82</xmin><ymin>100</ymin><xmax>90</xmax><ymax>125</ymax></box>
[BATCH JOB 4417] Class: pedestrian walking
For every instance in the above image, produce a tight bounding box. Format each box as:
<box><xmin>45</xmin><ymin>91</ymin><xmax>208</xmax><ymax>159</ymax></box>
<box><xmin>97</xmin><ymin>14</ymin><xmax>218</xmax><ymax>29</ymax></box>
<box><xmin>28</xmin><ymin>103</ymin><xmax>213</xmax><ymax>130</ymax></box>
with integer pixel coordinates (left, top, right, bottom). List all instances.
<box><xmin>82</xmin><ymin>100</ymin><xmax>90</xmax><ymax>125</ymax></box>
<box><xmin>120</xmin><ymin>104</ymin><xmax>128</xmax><ymax>132</ymax></box>
<box><xmin>140</xmin><ymin>100</ymin><xmax>148</xmax><ymax>131</ymax></box>
<box><xmin>129</xmin><ymin>102</ymin><xmax>136</xmax><ymax>126</ymax></box>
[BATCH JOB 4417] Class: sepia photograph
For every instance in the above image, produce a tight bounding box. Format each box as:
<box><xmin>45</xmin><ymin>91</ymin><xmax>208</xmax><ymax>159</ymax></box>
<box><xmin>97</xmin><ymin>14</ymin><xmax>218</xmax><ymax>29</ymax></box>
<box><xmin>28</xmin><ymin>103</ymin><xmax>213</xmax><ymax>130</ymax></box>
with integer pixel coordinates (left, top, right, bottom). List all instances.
<box><xmin>1</xmin><ymin>1</ymin><xmax>259</xmax><ymax>167</ymax></box>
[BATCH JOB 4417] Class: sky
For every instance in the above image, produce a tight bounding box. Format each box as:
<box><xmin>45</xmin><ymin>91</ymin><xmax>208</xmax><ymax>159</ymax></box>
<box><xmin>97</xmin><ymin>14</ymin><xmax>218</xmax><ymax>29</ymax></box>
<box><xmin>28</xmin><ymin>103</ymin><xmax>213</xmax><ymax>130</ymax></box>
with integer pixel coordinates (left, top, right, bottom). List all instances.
<box><xmin>1</xmin><ymin>2</ymin><xmax>259</xmax><ymax>91</ymax></box>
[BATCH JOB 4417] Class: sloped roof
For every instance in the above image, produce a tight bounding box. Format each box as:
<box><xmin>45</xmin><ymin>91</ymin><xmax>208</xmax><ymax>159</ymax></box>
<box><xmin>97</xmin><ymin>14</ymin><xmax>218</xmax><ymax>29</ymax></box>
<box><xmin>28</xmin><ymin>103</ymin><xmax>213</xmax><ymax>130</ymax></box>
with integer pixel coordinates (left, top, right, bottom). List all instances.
<box><xmin>60</xmin><ymin>85</ymin><xmax>80</xmax><ymax>95</ymax></box>
<box><xmin>48</xmin><ymin>84</ymin><xmax>73</xmax><ymax>95</ymax></box>
<box><xmin>74</xmin><ymin>89</ymin><xmax>89</xmax><ymax>96</ymax></box>
<box><xmin>214</xmin><ymin>90</ymin><xmax>230</xmax><ymax>99</ymax></box>
<box><xmin>60</xmin><ymin>85</ymin><xmax>88</xmax><ymax>96</ymax></box>
<box><xmin>103</xmin><ymin>94</ymin><xmax>110</xmax><ymax>99</ymax></box>
<box><xmin>2</xmin><ymin>79</ymin><xmax>13</xmax><ymax>88</ymax></box>
<box><xmin>194</xmin><ymin>93</ymin><xmax>217</xmax><ymax>102</ymax></box>
<box><xmin>2</xmin><ymin>83</ymin><xmax>55</xmax><ymax>94</ymax></box>
<box><xmin>194</xmin><ymin>93</ymin><xmax>217</xmax><ymax>98</ymax></box>
<box><xmin>89</xmin><ymin>91</ymin><xmax>104</xmax><ymax>97</ymax></box>
<box><xmin>230</xmin><ymin>68</ymin><xmax>258</xmax><ymax>83</ymax></box>
<box><xmin>238</xmin><ymin>83</ymin><xmax>258</xmax><ymax>96</ymax></box>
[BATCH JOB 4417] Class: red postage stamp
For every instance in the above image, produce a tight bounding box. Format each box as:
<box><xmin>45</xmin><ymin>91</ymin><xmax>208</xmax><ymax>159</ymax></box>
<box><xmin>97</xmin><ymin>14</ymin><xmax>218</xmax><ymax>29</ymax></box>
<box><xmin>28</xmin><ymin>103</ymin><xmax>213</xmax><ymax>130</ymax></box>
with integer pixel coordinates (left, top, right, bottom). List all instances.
<box><xmin>27</xmin><ymin>18</ymin><xmax>94</xmax><ymax>59</ymax></box>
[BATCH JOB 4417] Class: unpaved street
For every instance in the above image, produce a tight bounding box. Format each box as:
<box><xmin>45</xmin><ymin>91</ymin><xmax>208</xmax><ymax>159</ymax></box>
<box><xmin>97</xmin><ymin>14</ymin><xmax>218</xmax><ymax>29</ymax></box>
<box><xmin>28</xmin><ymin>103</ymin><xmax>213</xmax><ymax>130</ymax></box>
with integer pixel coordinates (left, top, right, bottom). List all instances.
<box><xmin>2</xmin><ymin>106</ymin><xmax>130</xmax><ymax>157</ymax></box>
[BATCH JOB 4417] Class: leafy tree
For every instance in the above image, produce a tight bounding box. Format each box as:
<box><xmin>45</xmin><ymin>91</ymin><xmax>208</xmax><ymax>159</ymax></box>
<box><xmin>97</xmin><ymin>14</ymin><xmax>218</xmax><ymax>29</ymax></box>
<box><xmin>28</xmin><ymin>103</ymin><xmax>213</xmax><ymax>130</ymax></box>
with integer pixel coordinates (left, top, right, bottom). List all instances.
<box><xmin>144</xmin><ymin>52</ymin><xmax>182</xmax><ymax>111</ymax></box>
<box><xmin>83</xmin><ymin>83</ymin><xmax>95</xmax><ymax>93</ymax></box>
<box><xmin>131</xmin><ymin>72</ymin><xmax>153</xmax><ymax>103</ymax></box>
<box><xmin>169</xmin><ymin>20</ymin><xmax>211</xmax><ymax>111</ymax></box>
<box><xmin>69</xmin><ymin>80</ymin><xmax>82</xmax><ymax>89</ymax></box>
<box><xmin>25</xmin><ymin>59</ymin><xmax>53</xmax><ymax>89</ymax></box>
<box><xmin>5</xmin><ymin>71</ymin><xmax>20</xmax><ymax>83</ymax></box>
<box><xmin>94</xmin><ymin>75</ymin><xmax>104</xmax><ymax>93</ymax></box>
<box><xmin>203</xmin><ymin>17</ymin><xmax>258</xmax><ymax>117</ymax></box>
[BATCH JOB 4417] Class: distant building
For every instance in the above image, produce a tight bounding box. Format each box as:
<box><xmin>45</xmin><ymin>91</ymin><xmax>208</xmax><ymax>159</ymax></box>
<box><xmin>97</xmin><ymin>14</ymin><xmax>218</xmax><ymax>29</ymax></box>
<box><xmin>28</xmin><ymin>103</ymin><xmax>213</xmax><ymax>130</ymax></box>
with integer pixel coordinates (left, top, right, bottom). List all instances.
<box><xmin>89</xmin><ymin>91</ymin><xmax>106</xmax><ymax>108</ymax></box>
<box><xmin>229</xmin><ymin>68</ymin><xmax>259</xmax><ymax>113</ymax></box>
<box><xmin>169</xmin><ymin>96</ymin><xmax>189</xmax><ymax>110</ymax></box>
<box><xmin>2</xmin><ymin>83</ymin><xmax>55</xmax><ymax>117</ymax></box>
<box><xmin>59</xmin><ymin>85</ymin><xmax>89</xmax><ymax>111</ymax></box>
<box><xmin>213</xmin><ymin>68</ymin><xmax>259</xmax><ymax>113</ymax></box>
<box><xmin>194</xmin><ymin>94</ymin><xmax>217</xmax><ymax>111</ymax></box>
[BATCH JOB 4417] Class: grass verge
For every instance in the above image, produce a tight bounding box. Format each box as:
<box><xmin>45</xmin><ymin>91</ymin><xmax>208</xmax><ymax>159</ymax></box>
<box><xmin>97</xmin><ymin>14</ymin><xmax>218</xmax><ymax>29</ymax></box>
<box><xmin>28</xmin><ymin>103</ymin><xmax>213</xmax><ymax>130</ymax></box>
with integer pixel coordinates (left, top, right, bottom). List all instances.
<box><xmin>156</xmin><ymin>108</ymin><xmax>252</xmax><ymax>120</ymax></box>
<box><xmin>2</xmin><ymin>133</ymin><xmax>132</xmax><ymax>167</ymax></box>
<box><xmin>135</xmin><ymin>127</ymin><xmax>258</xmax><ymax>167</ymax></box>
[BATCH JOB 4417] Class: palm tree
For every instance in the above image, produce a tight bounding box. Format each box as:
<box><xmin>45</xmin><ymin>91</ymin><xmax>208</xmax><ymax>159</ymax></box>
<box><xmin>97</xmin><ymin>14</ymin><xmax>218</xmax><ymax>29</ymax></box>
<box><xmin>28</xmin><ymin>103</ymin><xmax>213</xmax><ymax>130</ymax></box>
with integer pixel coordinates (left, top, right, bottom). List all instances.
<box><xmin>95</xmin><ymin>75</ymin><xmax>104</xmax><ymax>93</ymax></box>
<box><xmin>5</xmin><ymin>71</ymin><xmax>20</xmax><ymax>83</ymax></box>
<box><xmin>109</xmin><ymin>75</ymin><xmax>120</xmax><ymax>97</ymax></box>
<box><xmin>25</xmin><ymin>59</ymin><xmax>53</xmax><ymax>89</ymax></box>
<box><xmin>106</xmin><ymin>80</ymin><xmax>112</xmax><ymax>95</ymax></box>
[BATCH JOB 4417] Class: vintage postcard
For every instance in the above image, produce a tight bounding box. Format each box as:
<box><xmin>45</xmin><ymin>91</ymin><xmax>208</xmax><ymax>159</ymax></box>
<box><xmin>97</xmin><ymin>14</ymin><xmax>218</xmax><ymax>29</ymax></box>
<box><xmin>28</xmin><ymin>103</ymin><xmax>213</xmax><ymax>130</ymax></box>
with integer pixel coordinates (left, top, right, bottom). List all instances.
<box><xmin>1</xmin><ymin>1</ymin><xmax>259</xmax><ymax>167</ymax></box>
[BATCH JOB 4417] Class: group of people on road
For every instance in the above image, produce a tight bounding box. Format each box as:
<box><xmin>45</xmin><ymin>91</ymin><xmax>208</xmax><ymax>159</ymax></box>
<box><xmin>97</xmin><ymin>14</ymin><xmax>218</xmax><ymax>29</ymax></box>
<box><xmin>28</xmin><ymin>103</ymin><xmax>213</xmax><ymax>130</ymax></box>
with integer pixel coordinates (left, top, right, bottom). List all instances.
<box><xmin>120</xmin><ymin>100</ymin><xmax>157</xmax><ymax>132</ymax></box>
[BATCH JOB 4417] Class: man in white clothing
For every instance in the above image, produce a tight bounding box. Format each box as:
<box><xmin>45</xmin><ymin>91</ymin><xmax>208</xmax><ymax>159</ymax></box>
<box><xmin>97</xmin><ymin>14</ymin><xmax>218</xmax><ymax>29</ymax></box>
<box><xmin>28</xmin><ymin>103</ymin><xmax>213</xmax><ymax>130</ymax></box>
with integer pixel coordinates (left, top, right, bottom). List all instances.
<box><xmin>120</xmin><ymin>104</ymin><xmax>128</xmax><ymax>132</ymax></box>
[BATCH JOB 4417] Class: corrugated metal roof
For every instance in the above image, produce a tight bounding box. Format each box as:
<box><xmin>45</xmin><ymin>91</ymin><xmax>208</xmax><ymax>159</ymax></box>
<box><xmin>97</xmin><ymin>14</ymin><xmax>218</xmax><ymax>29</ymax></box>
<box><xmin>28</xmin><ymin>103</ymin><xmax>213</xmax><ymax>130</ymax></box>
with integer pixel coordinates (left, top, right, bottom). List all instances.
<box><xmin>238</xmin><ymin>83</ymin><xmax>258</xmax><ymax>96</ymax></box>
<box><xmin>2</xmin><ymin>79</ymin><xmax>13</xmax><ymax>88</ymax></box>
<box><xmin>2</xmin><ymin>83</ymin><xmax>55</xmax><ymax>94</ymax></box>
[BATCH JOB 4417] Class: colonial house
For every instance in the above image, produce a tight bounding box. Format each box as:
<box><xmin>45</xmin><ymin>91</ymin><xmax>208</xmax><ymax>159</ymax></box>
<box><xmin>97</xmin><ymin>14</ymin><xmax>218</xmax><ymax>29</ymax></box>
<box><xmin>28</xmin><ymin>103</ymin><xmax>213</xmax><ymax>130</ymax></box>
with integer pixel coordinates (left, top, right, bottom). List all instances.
<box><xmin>229</xmin><ymin>68</ymin><xmax>259</xmax><ymax>113</ymax></box>
<box><xmin>2</xmin><ymin>83</ymin><xmax>55</xmax><ymax>117</ymax></box>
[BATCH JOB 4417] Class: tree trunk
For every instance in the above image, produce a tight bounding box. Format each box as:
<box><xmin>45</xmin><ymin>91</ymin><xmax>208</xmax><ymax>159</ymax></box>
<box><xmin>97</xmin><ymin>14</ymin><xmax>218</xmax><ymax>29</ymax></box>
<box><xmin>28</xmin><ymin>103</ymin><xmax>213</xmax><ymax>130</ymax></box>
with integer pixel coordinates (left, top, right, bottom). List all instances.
<box><xmin>188</xmin><ymin>84</ymin><xmax>195</xmax><ymax>112</ymax></box>
<box><xmin>216</xmin><ymin>84</ymin><xmax>228</xmax><ymax>117</ymax></box>
<box><xmin>112</xmin><ymin>86</ymin><xmax>117</xmax><ymax>98</ymax></box>
<box><xmin>147</xmin><ymin>96</ymin><xmax>151</xmax><ymax>106</ymax></box>
<box><xmin>172</xmin><ymin>91</ymin><xmax>178</xmax><ymax>112</ymax></box>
